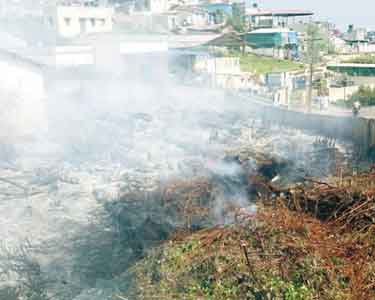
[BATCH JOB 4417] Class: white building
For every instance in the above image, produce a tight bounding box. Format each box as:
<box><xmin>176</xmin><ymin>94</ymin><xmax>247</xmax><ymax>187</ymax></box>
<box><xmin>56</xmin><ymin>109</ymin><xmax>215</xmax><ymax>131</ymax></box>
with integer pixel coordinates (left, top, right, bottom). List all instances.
<box><xmin>0</xmin><ymin>52</ymin><xmax>47</xmax><ymax>141</ymax></box>
<box><xmin>0</xmin><ymin>0</ymin><xmax>43</xmax><ymax>18</ymax></box>
<box><xmin>148</xmin><ymin>0</ymin><xmax>167</xmax><ymax>14</ymax></box>
<box><xmin>131</xmin><ymin>0</ymin><xmax>167</xmax><ymax>14</ymax></box>
<box><xmin>345</xmin><ymin>26</ymin><xmax>367</xmax><ymax>42</ymax></box>
<box><xmin>330</xmin><ymin>36</ymin><xmax>350</xmax><ymax>54</ymax></box>
<box><xmin>348</xmin><ymin>41</ymin><xmax>375</xmax><ymax>54</ymax></box>
<box><xmin>44</xmin><ymin>1</ymin><xmax>114</xmax><ymax>38</ymax></box>
<box><xmin>155</xmin><ymin>6</ymin><xmax>210</xmax><ymax>31</ymax></box>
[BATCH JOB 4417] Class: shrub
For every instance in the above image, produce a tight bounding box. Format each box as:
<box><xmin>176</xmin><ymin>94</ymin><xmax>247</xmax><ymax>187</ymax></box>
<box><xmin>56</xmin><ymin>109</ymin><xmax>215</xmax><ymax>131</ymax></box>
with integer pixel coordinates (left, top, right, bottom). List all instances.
<box><xmin>350</xmin><ymin>85</ymin><xmax>375</xmax><ymax>106</ymax></box>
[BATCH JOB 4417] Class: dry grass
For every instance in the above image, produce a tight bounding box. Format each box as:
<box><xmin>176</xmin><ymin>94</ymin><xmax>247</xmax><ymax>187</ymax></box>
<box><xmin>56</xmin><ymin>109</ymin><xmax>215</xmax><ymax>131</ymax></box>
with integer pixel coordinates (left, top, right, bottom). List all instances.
<box><xmin>127</xmin><ymin>204</ymin><xmax>374</xmax><ymax>299</ymax></box>
<box><xmin>122</xmin><ymin>170</ymin><xmax>375</xmax><ymax>300</ymax></box>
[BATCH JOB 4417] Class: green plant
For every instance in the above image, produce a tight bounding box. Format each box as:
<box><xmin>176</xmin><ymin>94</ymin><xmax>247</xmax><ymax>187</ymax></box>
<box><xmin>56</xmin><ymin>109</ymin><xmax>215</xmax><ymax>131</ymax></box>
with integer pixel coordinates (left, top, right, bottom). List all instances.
<box><xmin>237</xmin><ymin>54</ymin><xmax>304</xmax><ymax>74</ymax></box>
<box><xmin>269</xmin><ymin>277</ymin><xmax>313</xmax><ymax>300</ymax></box>
<box><xmin>350</xmin><ymin>85</ymin><xmax>375</xmax><ymax>106</ymax></box>
<box><xmin>344</xmin><ymin>55</ymin><xmax>375</xmax><ymax>64</ymax></box>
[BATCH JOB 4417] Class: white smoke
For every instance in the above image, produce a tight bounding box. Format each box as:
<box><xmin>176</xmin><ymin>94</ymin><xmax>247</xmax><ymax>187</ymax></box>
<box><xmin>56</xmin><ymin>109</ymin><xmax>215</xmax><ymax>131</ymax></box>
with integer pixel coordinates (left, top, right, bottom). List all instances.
<box><xmin>0</xmin><ymin>25</ymin><xmax>354</xmax><ymax>300</ymax></box>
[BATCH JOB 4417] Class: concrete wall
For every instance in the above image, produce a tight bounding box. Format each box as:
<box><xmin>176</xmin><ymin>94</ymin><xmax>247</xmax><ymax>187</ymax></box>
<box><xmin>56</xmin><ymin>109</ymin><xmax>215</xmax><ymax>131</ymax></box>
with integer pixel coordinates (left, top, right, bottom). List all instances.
<box><xmin>194</xmin><ymin>57</ymin><xmax>241</xmax><ymax>75</ymax></box>
<box><xmin>248</xmin><ymin>47</ymin><xmax>286</xmax><ymax>59</ymax></box>
<box><xmin>246</xmin><ymin>100</ymin><xmax>375</xmax><ymax>155</ymax></box>
<box><xmin>214</xmin><ymin>74</ymin><xmax>245</xmax><ymax>90</ymax></box>
<box><xmin>352</xmin><ymin>76</ymin><xmax>375</xmax><ymax>86</ymax></box>
<box><xmin>55</xmin><ymin>46</ymin><xmax>95</xmax><ymax>66</ymax></box>
<box><xmin>329</xmin><ymin>85</ymin><xmax>360</xmax><ymax>102</ymax></box>
<box><xmin>350</xmin><ymin>43</ymin><xmax>375</xmax><ymax>54</ymax></box>
<box><xmin>0</xmin><ymin>56</ymin><xmax>47</xmax><ymax>141</ymax></box>
<box><xmin>329</xmin><ymin>80</ymin><xmax>375</xmax><ymax>102</ymax></box>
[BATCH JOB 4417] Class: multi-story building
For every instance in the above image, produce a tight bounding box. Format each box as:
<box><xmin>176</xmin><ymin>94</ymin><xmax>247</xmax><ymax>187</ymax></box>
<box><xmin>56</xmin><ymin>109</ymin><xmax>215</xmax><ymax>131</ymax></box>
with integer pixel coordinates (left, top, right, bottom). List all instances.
<box><xmin>245</xmin><ymin>5</ymin><xmax>313</xmax><ymax>30</ymax></box>
<box><xmin>345</xmin><ymin>25</ymin><xmax>367</xmax><ymax>41</ymax></box>
<box><xmin>244</xmin><ymin>28</ymin><xmax>300</xmax><ymax>59</ymax></box>
<box><xmin>44</xmin><ymin>0</ymin><xmax>114</xmax><ymax>38</ymax></box>
<box><xmin>133</xmin><ymin>0</ymin><xmax>168</xmax><ymax>14</ymax></box>
<box><xmin>342</xmin><ymin>25</ymin><xmax>375</xmax><ymax>54</ymax></box>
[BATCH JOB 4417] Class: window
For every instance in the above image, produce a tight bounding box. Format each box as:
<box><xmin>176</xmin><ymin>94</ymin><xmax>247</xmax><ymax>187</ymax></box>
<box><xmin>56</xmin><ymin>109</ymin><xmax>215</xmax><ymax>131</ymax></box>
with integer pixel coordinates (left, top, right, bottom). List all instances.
<box><xmin>90</xmin><ymin>18</ymin><xmax>96</xmax><ymax>27</ymax></box>
<box><xmin>64</xmin><ymin>17</ymin><xmax>71</xmax><ymax>26</ymax></box>
<box><xmin>99</xmin><ymin>18</ymin><xmax>106</xmax><ymax>26</ymax></box>
<box><xmin>48</xmin><ymin>17</ymin><xmax>54</xmax><ymax>27</ymax></box>
<box><xmin>79</xmin><ymin>18</ymin><xmax>87</xmax><ymax>31</ymax></box>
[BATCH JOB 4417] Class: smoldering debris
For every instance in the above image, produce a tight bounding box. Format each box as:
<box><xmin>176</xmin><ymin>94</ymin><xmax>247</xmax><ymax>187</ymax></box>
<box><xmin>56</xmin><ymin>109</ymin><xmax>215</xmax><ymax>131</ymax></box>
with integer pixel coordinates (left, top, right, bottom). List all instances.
<box><xmin>0</xmin><ymin>117</ymin><xmax>354</xmax><ymax>300</ymax></box>
<box><xmin>0</xmin><ymin>80</ymin><xmax>355</xmax><ymax>300</ymax></box>
<box><xmin>128</xmin><ymin>196</ymin><xmax>375</xmax><ymax>300</ymax></box>
<box><xmin>251</xmin><ymin>169</ymin><xmax>375</xmax><ymax>231</ymax></box>
<box><xmin>121</xmin><ymin>146</ymin><xmax>375</xmax><ymax>300</ymax></box>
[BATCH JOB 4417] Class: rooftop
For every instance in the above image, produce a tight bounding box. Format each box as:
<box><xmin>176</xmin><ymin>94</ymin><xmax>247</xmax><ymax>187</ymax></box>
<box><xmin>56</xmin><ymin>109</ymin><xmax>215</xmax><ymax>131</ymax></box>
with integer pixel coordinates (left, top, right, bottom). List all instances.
<box><xmin>247</xmin><ymin>28</ymin><xmax>294</xmax><ymax>34</ymax></box>
<box><xmin>328</xmin><ymin>63</ymin><xmax>375</xmax><ymax>68</ymax></box>
<box><xmin>246</xmin><ymin>9</ymin><xmax>314</xmax><ymax>17</ymax></box>
<box><xmin>169</xmin><ymin>5</ymin><xmax>208</xmax><ymax>14</ymax></box>
<box><xmin>327</xmin><ymin>63</ymin><xmax>375</xmax><ymax>76</ymax></box>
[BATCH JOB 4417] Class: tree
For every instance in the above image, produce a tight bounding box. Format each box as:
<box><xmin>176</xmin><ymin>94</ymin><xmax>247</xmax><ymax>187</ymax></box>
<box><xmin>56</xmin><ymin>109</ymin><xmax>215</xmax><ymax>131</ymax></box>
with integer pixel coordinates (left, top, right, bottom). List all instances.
<box><xmin>214</xmin><ymin>9</ymin><xmax>225</xmax><ymax>25</ymax></box>
<box><xmin>231</xmin><ymin>3</ymin><xmax>246</xmax><ymax>33</ymax></box>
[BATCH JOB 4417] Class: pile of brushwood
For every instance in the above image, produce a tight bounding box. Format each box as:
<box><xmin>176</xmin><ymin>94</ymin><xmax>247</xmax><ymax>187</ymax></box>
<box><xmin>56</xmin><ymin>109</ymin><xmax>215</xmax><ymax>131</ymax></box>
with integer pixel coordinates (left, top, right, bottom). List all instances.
<box><xmin>124</xmin><ymin>170</ymin><xmax>375</xmax><ymax>300</ymax></box>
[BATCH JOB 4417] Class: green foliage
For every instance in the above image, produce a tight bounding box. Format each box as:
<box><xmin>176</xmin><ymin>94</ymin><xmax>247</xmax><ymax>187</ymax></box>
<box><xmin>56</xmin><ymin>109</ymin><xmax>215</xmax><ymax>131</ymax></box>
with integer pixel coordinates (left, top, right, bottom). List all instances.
<box><xmin>344</xmin><ymin>55</ymin><xmax>375</xmax><ymax>64</ymax></box>
<box><xmin>237</xmin><ymin>54</ymin><xmax>304</xmax><ymax>74</ymax></box>
<box><xmin>268</xmin><ymin>277</ymin><xmax>313</xmax><ymax>300</ymax></box>
<box><xmin>334</xmin><ymin>85</ymin><xmax>375</xmax><ymax>107</ymax></box>
<box><xmin>303</xmin><ymin>24</ymin><xmax>334</xmax><ymax>63</ymax></box>
<box><xmin>350</xmin><ymin>85</ymin><xmax>375</xmax><ymax>106</ymax></box>
<box><xmin>214</xmin><ymin>9</ymin><xmax>225</xmax><ymax>25</ymax></box>
<box><xmin>231</xmin><ymin>3</ymin><xmax>246</xmax><ymax>32</ymax></box>
<box><xmin>345</xmin><ymin>55</ymin><xmax>375</xmax><ymax>64</ymax></box>
<box><xmin>225</xmin><ymin>16</ymin><xmax>244</xmax><ymax>33</ymax></box>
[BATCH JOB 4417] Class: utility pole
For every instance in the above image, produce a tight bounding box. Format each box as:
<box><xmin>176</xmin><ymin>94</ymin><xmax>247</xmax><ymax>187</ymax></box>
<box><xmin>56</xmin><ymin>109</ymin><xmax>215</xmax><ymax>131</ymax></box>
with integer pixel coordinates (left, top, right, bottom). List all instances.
<box><xmin>343</xmin><ymin>75</ymin><xmax>349</xmax><ymax>102</ymax></box>
<box><xmin>305</xmin><ymin>37</ymin><xmax>322</xmax><ymax>113</ymax></box>
<box><xmin>308</xmin><ymin>56</ymin><xmax>314</xmax><ymax>113</ymax></box>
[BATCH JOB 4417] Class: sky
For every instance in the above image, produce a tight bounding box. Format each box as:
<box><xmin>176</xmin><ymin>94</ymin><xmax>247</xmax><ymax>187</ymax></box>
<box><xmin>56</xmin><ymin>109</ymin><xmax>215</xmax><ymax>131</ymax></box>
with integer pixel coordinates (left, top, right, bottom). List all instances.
<box><xmin>260</xmin><ymin>0</ymin><xmax>375</xmax><ymax>31</ymax></box>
